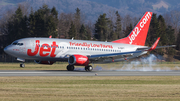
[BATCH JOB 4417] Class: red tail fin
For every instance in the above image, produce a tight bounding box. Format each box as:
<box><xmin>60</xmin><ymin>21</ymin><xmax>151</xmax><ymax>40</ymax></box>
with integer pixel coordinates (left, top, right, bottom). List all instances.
<box><xmin>112</xmin><ymin>12</ymin><xmax>152</xmax><ymax>46</ymax></box>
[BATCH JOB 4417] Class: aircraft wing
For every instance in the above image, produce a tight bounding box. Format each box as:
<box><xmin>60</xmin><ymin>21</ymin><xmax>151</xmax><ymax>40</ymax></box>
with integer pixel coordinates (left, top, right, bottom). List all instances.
<box><xmin>89</xmin><ymin>50</ymin><xmax>142</xmax><ymax>58</ymax></box>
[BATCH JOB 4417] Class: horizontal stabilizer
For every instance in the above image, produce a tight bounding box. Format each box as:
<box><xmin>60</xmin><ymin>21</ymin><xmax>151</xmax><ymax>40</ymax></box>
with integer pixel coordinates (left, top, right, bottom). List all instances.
<box><xmin>155</xmin><ymin>45</ymin><xmax>176</xmax><ymax>49</ymax></box>
<box><xmin>137</xmin><ymin>37</ymin><xmax>176</xmax><ymax>51</ymax></box>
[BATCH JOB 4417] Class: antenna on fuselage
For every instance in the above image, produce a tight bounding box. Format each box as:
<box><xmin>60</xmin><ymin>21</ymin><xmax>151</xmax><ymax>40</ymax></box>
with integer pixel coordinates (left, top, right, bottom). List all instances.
<box><xmin>72</xmin><ymin>37</ymin><xmax>74</xmax><ymax>40</ymax></box>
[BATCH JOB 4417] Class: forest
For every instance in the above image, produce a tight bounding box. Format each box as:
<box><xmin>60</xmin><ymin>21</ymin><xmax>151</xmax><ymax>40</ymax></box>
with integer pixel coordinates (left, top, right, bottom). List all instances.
<box><xmin>0</xmin><ymin>3</ymin><xmax>179</xmax><ymax>62</ymax></box>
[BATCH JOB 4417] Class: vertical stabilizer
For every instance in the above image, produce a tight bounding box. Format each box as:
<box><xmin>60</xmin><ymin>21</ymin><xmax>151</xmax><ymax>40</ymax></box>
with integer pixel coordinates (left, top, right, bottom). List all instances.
<box><xmin>112</xmin><ymin>12</ymin><xmax>152</xmax><ymax>46</ymax></box>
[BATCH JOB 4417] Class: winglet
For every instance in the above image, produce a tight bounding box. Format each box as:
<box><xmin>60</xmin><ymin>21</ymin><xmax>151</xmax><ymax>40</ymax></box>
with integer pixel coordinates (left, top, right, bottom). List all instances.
<box><xmin>49</xmin><ymin>35</ymin><xmax>52</xmax><ymax>38</ymax></box>
<box><xmin>146</xmin><ymin>37</ymin><xmax>160</xmax><ymax>51</ymax></box>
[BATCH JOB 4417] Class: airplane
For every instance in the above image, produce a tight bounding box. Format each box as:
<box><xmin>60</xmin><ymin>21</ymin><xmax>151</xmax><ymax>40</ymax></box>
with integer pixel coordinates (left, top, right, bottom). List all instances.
<box><xmin>3</xmin><ymin>12</ymin><xmax>175</xmax><ymax>71</ymax></box>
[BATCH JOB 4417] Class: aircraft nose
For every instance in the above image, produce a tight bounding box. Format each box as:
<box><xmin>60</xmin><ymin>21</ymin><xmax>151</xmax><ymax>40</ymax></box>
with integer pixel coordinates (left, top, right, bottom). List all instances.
<box><xmin>4</xmin><ymin>46</ymin><xmax>7</xmax><ymax>52</ymax></box>
<box><xmin>4</xmin><ymin>45</ymin><xmax>11</xmax><ymax>54</ymax></box>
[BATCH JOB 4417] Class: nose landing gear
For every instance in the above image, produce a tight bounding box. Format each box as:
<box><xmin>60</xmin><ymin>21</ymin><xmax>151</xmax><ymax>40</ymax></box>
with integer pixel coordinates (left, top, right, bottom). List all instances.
<box><xmin>20</xmin><ymin>63</ymin><xmax>25</xmax><ymax>68</ymax></box>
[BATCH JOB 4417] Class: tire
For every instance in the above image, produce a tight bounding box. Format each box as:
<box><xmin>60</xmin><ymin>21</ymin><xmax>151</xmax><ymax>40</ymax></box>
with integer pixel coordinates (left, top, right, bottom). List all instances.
<box><xmin>20</xmin><ymin>64</ymin><xmax>25</xmax><ymax>68</ymax></box>
<box><xmin>85</xmin><ymin>65</ymin><xmax>93</xmax><ymax>72</ymax></box>
<box><xmin>67</xmin><ymin>65</ymin><xmax>74</xmax><ymax>71</ymax></box>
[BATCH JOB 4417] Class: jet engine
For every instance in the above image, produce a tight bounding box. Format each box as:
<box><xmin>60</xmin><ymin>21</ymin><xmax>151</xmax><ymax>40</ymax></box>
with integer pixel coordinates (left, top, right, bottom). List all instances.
<box><xmin>68</xmin><ymin>55</ymin><xmax>89</xmax><ymax>66</ymax></box>
<box><xmin>34</xmin><ymin>60</ymin><xmax>55</xmax><ymax>65</ymax></box>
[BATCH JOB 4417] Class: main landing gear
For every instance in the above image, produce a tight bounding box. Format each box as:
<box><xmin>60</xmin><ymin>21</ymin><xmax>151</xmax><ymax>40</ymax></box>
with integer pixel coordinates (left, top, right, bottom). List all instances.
<box><xmin>85</xmin><ymin>65</ymin><xmax>93</xmax><ymax>72</ymax></box>
<box><xmin>66</xmin><ymin>65</ymin><xmax>93</xmax><ymax>72</ymax></box>
<box><xmin>66</xmin><ymin>65</ymin><xmax>74</xmax><ymax>71</ymax></box>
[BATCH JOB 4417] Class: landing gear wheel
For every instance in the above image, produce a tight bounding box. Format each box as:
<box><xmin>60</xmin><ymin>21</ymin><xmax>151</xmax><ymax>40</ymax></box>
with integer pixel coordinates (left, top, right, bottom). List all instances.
<box><xmin>85</xmin><ymin>65</ymin><xmax>93</xmax><ymax>72</ymax></box>
<box><xmin>20</xmin><ymin>63</ymin><xmax>25</xmax><ymax>68</ymax></box>
<box><xmin>67</xmin><ymin>65</ymin><xmax>74</xmax><ymax>71</ymax></box>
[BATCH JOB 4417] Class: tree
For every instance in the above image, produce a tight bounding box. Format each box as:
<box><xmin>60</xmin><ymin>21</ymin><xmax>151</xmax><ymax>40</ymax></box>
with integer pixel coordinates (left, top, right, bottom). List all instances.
<box><xmin>108</xmin><ymin>20</ymin><xmax>116</xmax><ymax>41</ymax></box>
<box><xmin>33</xmin><ymin>4</ymin><xmax>50</xmax><ymax>37</ymax></box>
<box><xmin>85</xmin><ymin>21</ymin><xmax>93</xmax><ymax>40</ymax></box>
<box><xmin>166</xmin><ymin>26</ymin><xmax>176</xmax><ymax>56</ymax></box>
<box><xmin>32</xmin><ymin>4</ymin><xmax>58</xmax><ymax>37</ymax></box>
<box><xmin>123</xmin><ymin>23</ymin><xmax>133</xmax><ymax>37</ymax></box>
<box><xmin>68</xmin><ymin>21</ymin><xmax>76</xmax><ymax>39</ymax></box>
<box><xmin>51</xmin><ymin>6</ymin><xmax>58</xmax><ymax>19</ymax></box>
<box><xmin>170</xmin><ymin>10</ymin><xmax>180</xmax><ymax>38</ymax></box>
<box><xmin>7</xmin><ymin>7</ymin><xmax>24</xmax><ymax>44</ymax></box>
<box><xmin>58</xmin><ymin>13</ymin><xmax>73</xmax><ymax>38</ymax></box>
<box><xmin>166</xmin><ymin>26</ymin><xmax>175</xmax><ymax>45</ymax></box>
<box><xmin>28</xmin><ymin>7</ymin><xmax>36</xmax><ymax>37</ymax></box>
<box><xmin>122</xmin><ymin>14</ymin><xmax>132</xmax><ymax>32</ymax></box>
<box><xmin>146</xmin><ymin>13</ymin><xmax>160</xmax><ymax>46</ymax></box>
<box><xmin>79</xmin><ymin>24</ymin><xmax>87</xmax><ymax>40</ymax></box>
<box><xmin>74</xmin><ymin>8</ymin><xmax>81</xmax><ymax>39</ymax></box>
<box><xmin>94</xmin><ymin>13</ymin><xmax>109</xmax><ymax>41</ymax></box>
<box><xmin>158</xmin><ymin>15</ymin><xmax>167</xmax><ymax>45</ymax></box>
<box><xmin>176</xmin><ymin>29</ymin><xmax>180</xmax><ymax>51</ymax></box>
<box><xmin>115</xmin><ymin>11</ymin><xmax>122</xmax><ymax>39</ymax></box>
<box><xmin>21</xmin><ymin>15</ymin><xmax>28</xmax><ymax>38</ymax></box>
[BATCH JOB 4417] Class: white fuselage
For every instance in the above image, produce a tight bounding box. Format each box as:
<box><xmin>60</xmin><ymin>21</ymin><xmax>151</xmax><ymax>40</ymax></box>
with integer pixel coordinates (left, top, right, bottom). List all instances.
<box><xmin>4</xmin><ymin>38</ymin><xmax>148</xmax><ymax>63</ymax></box>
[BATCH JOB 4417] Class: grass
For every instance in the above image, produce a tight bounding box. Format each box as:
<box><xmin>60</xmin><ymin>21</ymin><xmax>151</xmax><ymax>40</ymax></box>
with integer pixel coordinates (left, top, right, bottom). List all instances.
<box><xmin>0</xmin><ymin>76</ymin><xmax>180</xmax><ymax>101</ymax></box>
<box><xmin>0</xmin><ymin>63</ymin><xmax>180</xmax><ymax>100</ymax></box>
<box><xmin>0</xmin><ymin>62</ymin><xmax>68</xmax><ymax>70</ymax></box>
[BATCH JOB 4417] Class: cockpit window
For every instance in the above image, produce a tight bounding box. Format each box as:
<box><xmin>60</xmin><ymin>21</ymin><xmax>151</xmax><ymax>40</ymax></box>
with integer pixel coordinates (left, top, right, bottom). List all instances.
<box><xmin>12</xmin><ymin>42</ymin><xmax>23</xmax><ymax>46</ymax></box>
<box><xmin>17</xmin><ymin>43</ymin><xmax>23</xmax><ymax>46</ymax></box>
<box><xmin>12</xmin><ymin>42</ymin><xmax>18</xmax><ymax>45</ymax></box>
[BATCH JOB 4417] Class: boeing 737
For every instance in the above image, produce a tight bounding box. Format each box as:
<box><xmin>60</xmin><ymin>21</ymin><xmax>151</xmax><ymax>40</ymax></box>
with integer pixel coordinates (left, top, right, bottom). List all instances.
<box><xmin>3</xmin><ymin>12</ymin><xmax>175</xmax><ymax>71</ymax></box>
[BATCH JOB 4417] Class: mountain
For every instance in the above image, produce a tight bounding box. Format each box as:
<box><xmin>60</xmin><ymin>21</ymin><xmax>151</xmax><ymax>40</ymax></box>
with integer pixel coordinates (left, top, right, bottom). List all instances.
<box><xmin>0</xmin><ymin>0</ymin><xmax>180</xmax><ymax>21</ymax></box>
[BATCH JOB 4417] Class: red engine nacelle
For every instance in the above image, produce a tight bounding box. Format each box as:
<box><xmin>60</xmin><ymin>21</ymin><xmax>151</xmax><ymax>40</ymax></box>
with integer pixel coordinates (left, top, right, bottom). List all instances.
<box><xmin>68</xmin><ymin>55</ymin><xmax>89</xmax><ymax>66</ymax></box>
<box><xmin>34</xmin><ymin>60</ymin><xmax>55</xmax><ymax>65</ymax></box>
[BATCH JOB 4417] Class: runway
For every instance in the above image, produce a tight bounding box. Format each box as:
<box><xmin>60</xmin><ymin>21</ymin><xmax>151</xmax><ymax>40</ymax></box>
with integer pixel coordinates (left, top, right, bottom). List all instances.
<box><xmin>0</xmin><ymin>70</ymin><xmax>180</xmax><ymax>76</ymax></box>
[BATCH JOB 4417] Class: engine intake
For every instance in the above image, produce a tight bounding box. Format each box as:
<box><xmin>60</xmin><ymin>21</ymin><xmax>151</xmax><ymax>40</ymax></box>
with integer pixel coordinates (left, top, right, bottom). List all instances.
<box><xmin>68</xmin><ymin>55</ymin><xmax>89</xmax><ymax>66</ymax></box>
